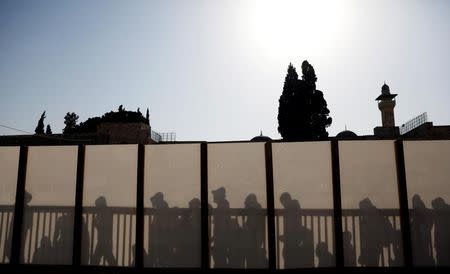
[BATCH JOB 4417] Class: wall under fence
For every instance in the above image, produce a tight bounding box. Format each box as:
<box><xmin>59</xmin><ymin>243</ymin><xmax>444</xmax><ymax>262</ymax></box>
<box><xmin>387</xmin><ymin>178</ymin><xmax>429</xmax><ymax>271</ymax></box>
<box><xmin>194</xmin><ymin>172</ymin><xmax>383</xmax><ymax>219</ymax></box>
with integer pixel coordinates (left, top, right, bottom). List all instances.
<box><xmin>0</xmin><ymin>140</ymin><xmax>449</xmax><ymax>272</ymax></box>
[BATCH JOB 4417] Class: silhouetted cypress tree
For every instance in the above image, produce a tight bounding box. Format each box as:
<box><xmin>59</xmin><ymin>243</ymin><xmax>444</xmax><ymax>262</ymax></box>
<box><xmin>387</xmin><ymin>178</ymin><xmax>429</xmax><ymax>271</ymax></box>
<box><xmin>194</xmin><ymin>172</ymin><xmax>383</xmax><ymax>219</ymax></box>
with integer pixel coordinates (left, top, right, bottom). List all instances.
<box><xmin>63</xmin><ymin>112</ymin><xmax>79</xmax><ymax>134</ymax></box>
<box><xmin>277</xmin><ymin>63</ymin><xmax>299</xmax><ymax>140</ymax></box>
<box><xmin>45</xmin><ymin>124</ymin><xmax>52</xmax><ymax>135</ymax></box>
<box><xmin>35</xmin><ymin>111</ymin><xmax>46</xmax><ymax>134</ymax></box>
<box><xmin>277</xmin><ymin>60</ymin><xmax>332</xmax><ymax>140</ymax></box>
<box><xmin>146</xmin><ymin>108</ymin><xmax>150</xmax><ymax>124</ymax></box>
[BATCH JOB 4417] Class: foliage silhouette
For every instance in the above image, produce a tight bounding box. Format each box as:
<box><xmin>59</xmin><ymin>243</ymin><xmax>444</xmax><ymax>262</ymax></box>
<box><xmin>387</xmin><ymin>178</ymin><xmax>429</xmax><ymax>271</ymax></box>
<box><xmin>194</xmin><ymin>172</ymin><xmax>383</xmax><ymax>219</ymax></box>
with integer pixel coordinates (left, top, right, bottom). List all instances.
<box><xmin>63</xmin><ymin>106</ymin><xmax>149</xmax><ymax>134</ymax></box>
<box><xmin>45</xmin><ymin>124</ymin><xmax>52</xmax><ymax>135</ymax></box>
<box><xmin>63</xmin><ymin>112</ymin><xmax>79</xmax><ymax>134</ymax></box>
<box><xmin>277</xmin><ymin>61</ymin><xmax>332</xmax><ymax>141</ymax></box>
<box><xmin>34</xmin><ymin>111</ymin><xmax>46</xmax><ymax>134</ymax></box>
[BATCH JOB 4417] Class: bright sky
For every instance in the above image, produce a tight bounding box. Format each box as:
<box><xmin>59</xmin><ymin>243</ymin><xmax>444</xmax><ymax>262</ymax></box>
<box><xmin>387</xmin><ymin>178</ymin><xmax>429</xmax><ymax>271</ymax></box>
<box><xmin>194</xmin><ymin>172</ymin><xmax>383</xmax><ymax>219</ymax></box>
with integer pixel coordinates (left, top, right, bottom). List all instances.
<box><xmin>1</xmin><ymin>0</ymin><xmax>449</xmax><ymax>141</ymax></box>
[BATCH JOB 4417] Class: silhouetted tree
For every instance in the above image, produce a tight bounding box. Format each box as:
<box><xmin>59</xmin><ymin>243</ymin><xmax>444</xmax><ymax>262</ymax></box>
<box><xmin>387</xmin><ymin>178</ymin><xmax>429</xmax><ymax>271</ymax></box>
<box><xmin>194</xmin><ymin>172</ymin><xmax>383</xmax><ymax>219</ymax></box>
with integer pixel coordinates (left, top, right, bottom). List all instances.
<box><xmin>146</xmin><ymin>108</ymin><xmax>150</xmax><ymax>124</ymax></box>
<box><xmin>277</xmin><ymin>60</ymin><xmax>332</xmax><ymax>140</ymax></box>
<box><xmin>118</xmin><ymin>105</ymin><xmax>124</xmax><ymax>112</ymax></box>
<box><xmin>35</xmin><ymin>111</ymin><xmax>46</xmax><ymax>134</ymax></box>
<box><xmin>63</xmin><ymin>112</ymin><xmax>79</xmax><ymax>134</ymax></box>
<box><xmin>45</xmin><ymin>125</ymin><xmax>52</xmax><ymax>135</ymax></box>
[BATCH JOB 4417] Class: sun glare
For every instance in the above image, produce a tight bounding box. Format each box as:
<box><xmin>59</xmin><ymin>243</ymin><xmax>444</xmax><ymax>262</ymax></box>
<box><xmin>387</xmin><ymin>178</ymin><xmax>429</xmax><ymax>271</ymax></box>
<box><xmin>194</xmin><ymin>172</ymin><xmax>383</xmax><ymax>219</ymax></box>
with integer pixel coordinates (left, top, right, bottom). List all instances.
<box><xmin>245</xmin><ymin>0</ymin><xmax>348</xmax><ymax>59</ymax></box>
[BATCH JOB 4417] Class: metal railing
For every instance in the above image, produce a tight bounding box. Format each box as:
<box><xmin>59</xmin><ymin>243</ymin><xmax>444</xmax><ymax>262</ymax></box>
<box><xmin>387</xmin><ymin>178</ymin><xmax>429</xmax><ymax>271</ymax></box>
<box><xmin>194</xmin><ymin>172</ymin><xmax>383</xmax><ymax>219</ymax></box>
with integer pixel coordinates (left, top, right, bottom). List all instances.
<box><xmin>400</xmin><ymin>112</ymin><xmax>428</xmax><ymax>135</ymax></box>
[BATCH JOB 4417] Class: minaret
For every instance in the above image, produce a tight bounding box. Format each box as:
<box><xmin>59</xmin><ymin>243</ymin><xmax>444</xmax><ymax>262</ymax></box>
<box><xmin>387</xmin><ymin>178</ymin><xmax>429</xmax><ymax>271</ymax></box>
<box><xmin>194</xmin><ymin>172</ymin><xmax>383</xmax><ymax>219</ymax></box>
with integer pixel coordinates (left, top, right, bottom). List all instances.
<box><xmin>374</xmin><ymin>83</ymin><xmax>400</xmax><ymax>137</ymax></box>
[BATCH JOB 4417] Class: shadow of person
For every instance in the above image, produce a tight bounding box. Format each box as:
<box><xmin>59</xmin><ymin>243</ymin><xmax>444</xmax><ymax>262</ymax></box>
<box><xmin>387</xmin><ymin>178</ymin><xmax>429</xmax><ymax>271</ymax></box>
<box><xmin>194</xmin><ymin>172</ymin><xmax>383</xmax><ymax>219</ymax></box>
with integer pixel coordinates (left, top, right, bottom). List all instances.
<box><xmin>211</xmin><ymin>187</ymin><xmax>231</xmax><ymax>268</ymax></box>
<box><xmin>343</xmin><ymin>230</ymin><xmax>356</xmax><ymax>266</ymax></box>
<box><xmin>32</xmin><ymin>236</ymin><xmax>53</xmax><ymax>264</ymax></box>
<box><xmin>53</xmin><ymin>211</ymin><xmax>74</xmax><ymax>264</ymax></box>
<box><xmin>168</xmin><ymin>205</ymin><xmax>182</xmax><ymax>267</ymax></box>
<box><xmin>431</xmin><ymin>197</ymin><xmax>450</xmax><ymax>266</ymax></box>
<box><xmin>279</xmin><ymin>192</ymin><xmax>313</xmax><ymax>268</ymax></box>
<box><xmin>148</xmin><ymin>192</ymin><xmax>171</xmax><ymax>267</ymax></box>
<box><xmin>316</xmin><ymin>242</ymin><xmax>334</xmax><ymax>267</ymax></box>
<box><xmin>5</xmin><ymin>191</ymin><xmax>33</xmax><ymax>262</ymax></box>
<box><xmin>242</xmin><ymin>193</ymin><xmax>267</xmax><ymax>268</ymax></box>
<box><xmin>279</xmin><ymin>192</ymin><xmax>301</xmax><ymax>268</ymax></box>
<box><xmin>177</xmin><ymin>198</ymin><xmax>201</xmax><ymax>267</ymax></box>
<box><xmin>298</xmin><ymin>222</ymin><xmax>314</xmax><ymax>267</ymax></box>
<box><xmin>81</xmin><ymin>216</ymin><xmax>90</xmax><ymax>265</ymax></box>
<box><xmin>410</xmin><ymin>194</ymin><xmax>434</xmax><ymax>266</ymax></box>
<box><xmin>130</xmin><ymin>243</ymin><xmax>148</xmax><ymax>266</ymax></box>
<box><xmin>357</xmin><ymin>198</ymin><xmax>393</xmax><ymax>266</ymax></box>
<box><xmin>389</xmin><ymin>229</ymin><xmax>403</xmax><ymax>267</ymax></box>
<box><xmin>228</xmin><ymin>217</ymin><xmax>244</xmax><ymax>268</ymax></box>
<box><xmin>16</xmin><ymin>191</ymin><xmax>33</xmax><ymax>263</ymax></box>
<box><xmin>91</xmin><ymin>196</ymin><xmax>117</xmax><ymax>266</ymax></box>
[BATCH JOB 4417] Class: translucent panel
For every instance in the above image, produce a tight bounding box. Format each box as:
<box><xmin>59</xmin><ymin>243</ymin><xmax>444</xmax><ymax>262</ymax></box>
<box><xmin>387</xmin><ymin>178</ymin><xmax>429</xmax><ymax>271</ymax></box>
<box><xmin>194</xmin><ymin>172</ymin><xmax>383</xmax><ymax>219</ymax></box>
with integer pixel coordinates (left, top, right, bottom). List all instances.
<box><xmin>82</xmin><ymin>145</ymin><xmax>137</xmax><ymax>266</ymax></box>
<box><xmin>339</xmin><ymin>141</ymin><xmax>403</xmax><ymax>267</ymax></box>
<box><xmin>404</xmin><ymin>141</ymin><xmax>450</xmax><ymax>266</ymax></box>
<box><xmin>272</xmin><ymin>142</ymin><xmax>335</xmax><ymax>268</ymax></box>
<box><xmin>143</xmin><ymin>144</ymin><xmax>201</xmax><ymax>268</ymax></box>
<box><xmin>20</xmin><ymin>146</ymin><xmax>78</xmax><ymax>264</ymax></box>
<box><xmin>0</xmin><ymin>147</ymin><xmax>19</xmax><ymax>263</ymax></box>
<box><xmin>208</xmin><ymin>143</ymin><xmax>267</xmax><ymax>269</ymax></box>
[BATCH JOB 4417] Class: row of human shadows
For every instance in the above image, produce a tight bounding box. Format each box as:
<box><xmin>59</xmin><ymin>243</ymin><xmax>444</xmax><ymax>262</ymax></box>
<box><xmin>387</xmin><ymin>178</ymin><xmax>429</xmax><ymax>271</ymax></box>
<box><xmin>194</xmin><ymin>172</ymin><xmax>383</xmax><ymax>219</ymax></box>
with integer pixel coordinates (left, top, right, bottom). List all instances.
<box><xmin>210</xmin><ymin>188</ymin><xmax>338</xmax><ymax>268</ymax></box>
<box><xmin>410</xmin><ymin>194</ymin><xmax>450</xmax><ymax>266</ymax></box>
<box><xmin>5</xmin><ymin>191</ymin><xmax>450</xmax><ymax>267</ymax></box>
<box><xmin>341</xmin><ymin>194</ymin><xmax>450</xmax><ymax>267</ymax></box>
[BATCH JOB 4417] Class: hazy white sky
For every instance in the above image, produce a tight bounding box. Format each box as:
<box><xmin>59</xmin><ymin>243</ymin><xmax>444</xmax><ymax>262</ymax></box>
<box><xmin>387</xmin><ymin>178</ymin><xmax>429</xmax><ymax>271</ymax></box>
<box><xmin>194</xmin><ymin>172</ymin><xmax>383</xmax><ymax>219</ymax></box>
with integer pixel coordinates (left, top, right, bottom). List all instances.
<box><xmin>0</xmin><ymin>0</ymin><xmax>449</xmax><ymax>141</ymax></box>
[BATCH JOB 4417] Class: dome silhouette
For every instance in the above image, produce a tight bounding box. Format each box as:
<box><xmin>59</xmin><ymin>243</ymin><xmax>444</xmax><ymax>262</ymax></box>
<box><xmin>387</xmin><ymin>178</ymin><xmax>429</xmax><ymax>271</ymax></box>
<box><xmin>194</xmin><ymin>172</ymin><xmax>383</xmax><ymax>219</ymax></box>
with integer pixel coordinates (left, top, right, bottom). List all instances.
<box><xmin>336</xmin><ymin>130</ymin><xmax>358</xmax><ymax>138</ymax></box>
<box><xmin>251</xmin><ymin>131</ymin><xmax>272</xmax><ymax>142</ymax></box>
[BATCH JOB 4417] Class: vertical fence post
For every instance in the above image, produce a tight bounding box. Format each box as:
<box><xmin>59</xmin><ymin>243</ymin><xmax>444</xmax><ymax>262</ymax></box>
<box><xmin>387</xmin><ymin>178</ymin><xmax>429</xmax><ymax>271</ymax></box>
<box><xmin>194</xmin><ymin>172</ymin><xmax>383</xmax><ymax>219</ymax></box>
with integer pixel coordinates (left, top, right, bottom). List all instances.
<box><xmin>265</xmin><ymin>142</ymin><xmax>276</xmax><ymax>270</ymax></box>
<box><xmin>135</xmin><ymin>144</ymin><xmax>145</xmax><ymax>269</ymax></box>
<box><xmin>72</xmin><ymin>145</ymin><xmax>85</xmax><ymax>266</ymax></box>
<box><xmin>331</xmin><ymin>140</ymin><xmax>344</xmax><ymax>268</ymax></box>
<box><xmin>394</xmin><ymin>140</ymin><xmax>413</xmax><ymax>267</ymax></box>
<box><xmin>200</xmin><ymin>142</ymin><xmax>210</xmax><ymax>269</ymax></box>
<box><xmin>10</xmin><ymin>146</ymin><xmax>28</xmax><ymax>265</ymax></box>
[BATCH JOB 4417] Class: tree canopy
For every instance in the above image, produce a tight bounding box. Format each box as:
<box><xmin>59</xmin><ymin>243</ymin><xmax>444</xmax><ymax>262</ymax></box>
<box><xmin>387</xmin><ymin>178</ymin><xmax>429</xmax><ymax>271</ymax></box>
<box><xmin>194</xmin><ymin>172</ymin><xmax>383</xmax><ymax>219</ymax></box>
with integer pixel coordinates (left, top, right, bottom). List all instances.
<box><xmin>63</xmin><ymin>106</ymin><xmax>149</xmax><ymax>135</ymax></box>
<box><xmin>34</xmin><ymin>111</ymin><xmax>46</xmax><ymax>134</ymax></box>
<box><xmin>63</xmin><ymin>112</ymin><xmax>79</xmax><ymax>134</ymax></box>
<box><xmin>45</xmin><ymin>124</ymin><xmax>52</xmax><ymax>135</ymax></box>
<box><xmin>277</xmin><ymin>60</ymin><xmax>332</xmax><ymax>140</ymax></box>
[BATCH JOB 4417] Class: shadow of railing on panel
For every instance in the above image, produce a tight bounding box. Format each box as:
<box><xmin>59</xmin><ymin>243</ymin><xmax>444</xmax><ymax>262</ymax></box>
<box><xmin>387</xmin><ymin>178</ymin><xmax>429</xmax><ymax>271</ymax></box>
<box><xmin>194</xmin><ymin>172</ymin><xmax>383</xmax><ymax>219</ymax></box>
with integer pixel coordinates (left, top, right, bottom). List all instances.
<box><xmin>1</xmin><ymin>205</ymin><xmax>403</xmax><ymax>267</ymax></box>
<box><xmin>0</xmin><ymin>205</ymin><xmax>14</xmax><ymax>263</ymax></box>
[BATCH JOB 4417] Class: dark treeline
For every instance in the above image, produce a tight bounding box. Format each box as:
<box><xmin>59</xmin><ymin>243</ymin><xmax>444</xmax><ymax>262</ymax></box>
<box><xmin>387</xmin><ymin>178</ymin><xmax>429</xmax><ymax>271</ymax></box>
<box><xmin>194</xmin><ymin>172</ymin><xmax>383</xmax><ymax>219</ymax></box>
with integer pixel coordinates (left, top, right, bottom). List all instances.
<box><xmin>63</xmin><ymin>105</ymin><xmax>150</xmax><ymax>134</ymax></box>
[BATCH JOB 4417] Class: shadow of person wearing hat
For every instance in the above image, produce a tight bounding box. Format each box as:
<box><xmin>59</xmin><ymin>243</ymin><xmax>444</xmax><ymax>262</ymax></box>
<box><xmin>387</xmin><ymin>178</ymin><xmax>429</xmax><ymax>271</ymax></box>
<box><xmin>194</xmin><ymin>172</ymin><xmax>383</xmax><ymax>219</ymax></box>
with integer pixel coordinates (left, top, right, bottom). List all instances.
<box><xmin>211</xmin><ymin>187</ymin><xmax>231</xmax><ymax>268</ymax></box>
